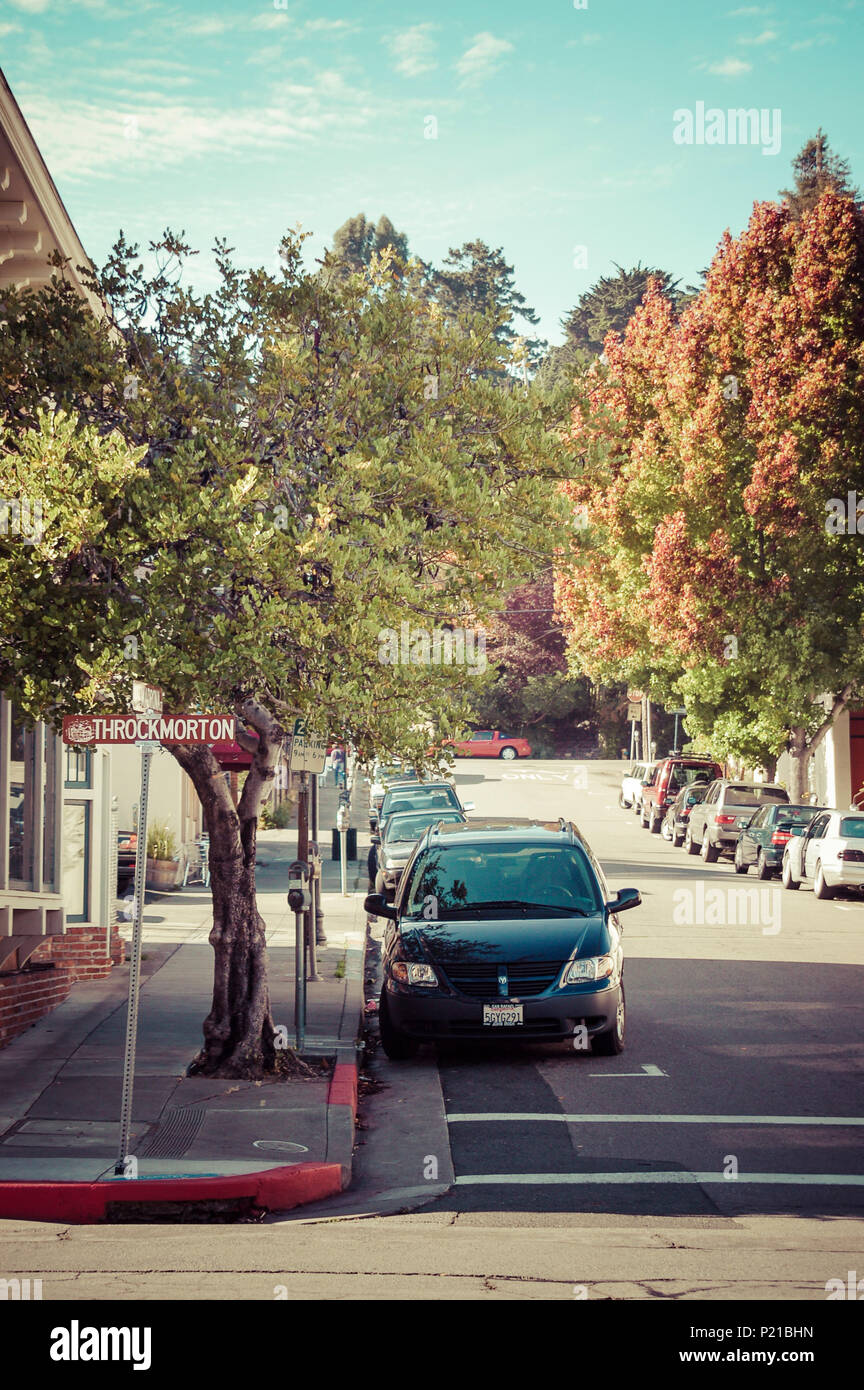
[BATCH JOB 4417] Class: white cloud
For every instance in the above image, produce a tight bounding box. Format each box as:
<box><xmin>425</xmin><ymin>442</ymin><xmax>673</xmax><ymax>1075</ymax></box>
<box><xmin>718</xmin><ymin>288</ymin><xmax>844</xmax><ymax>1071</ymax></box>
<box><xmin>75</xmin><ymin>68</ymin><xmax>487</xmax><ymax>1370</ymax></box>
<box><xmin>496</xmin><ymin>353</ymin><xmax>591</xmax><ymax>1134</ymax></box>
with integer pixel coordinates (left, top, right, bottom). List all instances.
<box><xmin>385</xmin><ymin>23</ymin><xmax>438</xmax><ymax>78</ymax></box>
<box><xmin>249</xmin><ymin>13</ymin><xmax>291</xmax><ymax>31</ymax></box>
<box><xmin>454</xmin><ymin>31</ymin><xmax>514</xmax><ymax>84</ymax></box>
<box><xmin>737</xmin><ymin>28</ymin><xmax>778</xmax><ymax>44</ymax></box>
<box><xmin>727</xmin><ymin>5</ymin><xmax>772</xmax><ymax>13</ymax></box>
<box><xmin>17</xmin><ymin>77</ymin><xmax>377</xmax><ymax>182</ymax></box>
<box><xmin>708</xmin><ymin>56</ymin><xmax>752</xmax><ymax>75</ymax></box>
<box><xmin>0</xmin><ymin>21</ymin><xmax>22</xmax><ymax>35</ymax></box>
<box><xmin>5</xmin><ymin>0</ymin><xmax>51</xmax><ymax>11</ymax></box>
<box><xmin>790</xmin><ymin>34</ymin><xmax>834</xmax><ymax>50</ymax></box>
<box><xmin>184</xmin><ymin>18</ymin><xmax>229</xmax><ymax>38</ymax></box>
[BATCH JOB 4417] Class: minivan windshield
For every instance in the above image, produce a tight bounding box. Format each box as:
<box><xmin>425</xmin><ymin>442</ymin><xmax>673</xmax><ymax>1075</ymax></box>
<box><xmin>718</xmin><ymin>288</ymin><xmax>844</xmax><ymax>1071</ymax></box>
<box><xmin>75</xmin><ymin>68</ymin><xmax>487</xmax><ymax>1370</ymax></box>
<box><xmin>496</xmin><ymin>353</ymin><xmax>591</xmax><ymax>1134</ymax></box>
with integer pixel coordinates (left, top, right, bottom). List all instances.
<box><xmin>402</xmin><ymin>842</ymin><xmax>603</xmax><ymax>919</ymax></box>
<box><xmin>839</xmin><ymin>817</ymin><xmax>864</xmax><ymax>838</ymax></box>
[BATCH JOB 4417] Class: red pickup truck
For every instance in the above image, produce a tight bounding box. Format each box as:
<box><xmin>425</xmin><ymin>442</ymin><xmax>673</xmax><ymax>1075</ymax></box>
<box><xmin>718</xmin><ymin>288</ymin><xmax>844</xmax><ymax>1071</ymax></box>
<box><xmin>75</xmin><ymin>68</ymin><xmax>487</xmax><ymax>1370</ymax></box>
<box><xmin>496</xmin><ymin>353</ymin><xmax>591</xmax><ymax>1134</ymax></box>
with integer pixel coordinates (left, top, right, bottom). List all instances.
<box><xmin>640</xmin><ymin>756</ymin><xmax>722</xmax><ymax>833</ymax></box>
<box><xmin>448</xmin><ymin>730</ymin><xmax>533</xmax><ymax>761</ymax></box>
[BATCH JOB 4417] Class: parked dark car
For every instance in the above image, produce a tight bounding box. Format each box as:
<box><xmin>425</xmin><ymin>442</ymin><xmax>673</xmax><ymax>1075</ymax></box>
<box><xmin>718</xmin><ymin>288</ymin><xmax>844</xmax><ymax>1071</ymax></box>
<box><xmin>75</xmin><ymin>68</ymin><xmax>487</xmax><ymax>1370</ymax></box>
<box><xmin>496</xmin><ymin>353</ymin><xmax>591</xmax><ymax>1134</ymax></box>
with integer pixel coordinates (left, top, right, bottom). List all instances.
<box><xmin>734</xmin><ymin>803</ymin><xmax>824</xmax><ymax>879</ymax></box>
<box><xmin>377</xmin><ymin>780</ymin><xmax>469</xmax><ymax>837</ymax></box>
<box><xmin>685</xmin><ymin>781</ymin><xmax>790</xmax><ymax>862</ymax></box>
<box><xmin>660</xmin><ymin>783</ymin><xmax>709</xmax><ymax>847</ymax></box>
<box><xmin>374</xmin><ymin>808</ymin><xmax>467</xmax><ymax>897</ymax></box>
<box><xmin>641</xmin><ymin>756</ymin><xmax>722</xmax><ymax>832</ymax></box>
<box><xmin>365</xmin><ymin>818</ymin><xmax>641</xmax><ymax>1059</ymax></box>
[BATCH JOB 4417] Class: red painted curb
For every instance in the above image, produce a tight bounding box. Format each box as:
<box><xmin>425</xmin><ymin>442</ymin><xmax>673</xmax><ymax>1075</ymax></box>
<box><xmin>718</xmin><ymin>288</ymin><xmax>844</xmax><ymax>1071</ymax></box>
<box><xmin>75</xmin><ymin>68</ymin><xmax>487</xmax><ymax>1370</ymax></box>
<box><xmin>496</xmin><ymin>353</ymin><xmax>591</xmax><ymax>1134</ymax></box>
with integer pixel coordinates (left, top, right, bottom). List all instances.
<box><xmin>328</xmin><ymin>1060</ymin><xmax>358</xmax><ymax>1111</ymax></box>
<box><xmin>0</xmin><ymin>1162</ymin><xmax>343</xmax><ymax>1225</ymax></box>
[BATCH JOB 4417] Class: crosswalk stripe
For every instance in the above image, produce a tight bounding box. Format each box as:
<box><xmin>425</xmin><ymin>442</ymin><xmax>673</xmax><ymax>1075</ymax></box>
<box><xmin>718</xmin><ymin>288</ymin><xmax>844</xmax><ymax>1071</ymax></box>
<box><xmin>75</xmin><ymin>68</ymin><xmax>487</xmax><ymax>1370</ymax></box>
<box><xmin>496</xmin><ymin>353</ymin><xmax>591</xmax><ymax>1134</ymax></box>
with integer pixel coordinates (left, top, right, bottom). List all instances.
<box><xmin>454</xmin><ymin>1171</ymin><xmax>864</xmax><ymax>1186</ymax></box>
<box><xmin>446</xmin><ymin>1113</ymin><xmax>864</xmax><ymax>1126</ymax></box>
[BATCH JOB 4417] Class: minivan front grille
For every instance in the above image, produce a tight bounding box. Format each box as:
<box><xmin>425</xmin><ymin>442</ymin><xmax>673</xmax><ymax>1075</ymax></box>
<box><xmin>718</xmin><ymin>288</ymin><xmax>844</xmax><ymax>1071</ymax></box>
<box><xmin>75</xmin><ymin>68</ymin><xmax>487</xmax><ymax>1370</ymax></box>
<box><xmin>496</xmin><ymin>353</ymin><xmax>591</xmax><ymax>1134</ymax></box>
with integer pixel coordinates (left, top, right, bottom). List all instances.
<box><xmin>444</xmin><ymin>960</ymin><xmax>564</xmax><ymax>999</ymax></box>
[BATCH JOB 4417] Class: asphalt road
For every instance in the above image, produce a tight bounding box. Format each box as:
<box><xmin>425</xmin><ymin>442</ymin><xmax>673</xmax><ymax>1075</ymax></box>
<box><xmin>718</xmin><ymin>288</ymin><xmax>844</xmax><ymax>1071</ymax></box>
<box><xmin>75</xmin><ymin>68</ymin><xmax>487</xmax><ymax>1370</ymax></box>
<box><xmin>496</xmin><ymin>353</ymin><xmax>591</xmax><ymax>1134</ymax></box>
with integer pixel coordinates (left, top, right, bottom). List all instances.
<box><xmin>419</xmin><ymin>758</ymin><xmax>864</xmax><ymax>1220</ymax></box>
<box><xmin>2</xmin><ymin>759</ymin><xmax>861</xmax><ymax>1301</ymax></box>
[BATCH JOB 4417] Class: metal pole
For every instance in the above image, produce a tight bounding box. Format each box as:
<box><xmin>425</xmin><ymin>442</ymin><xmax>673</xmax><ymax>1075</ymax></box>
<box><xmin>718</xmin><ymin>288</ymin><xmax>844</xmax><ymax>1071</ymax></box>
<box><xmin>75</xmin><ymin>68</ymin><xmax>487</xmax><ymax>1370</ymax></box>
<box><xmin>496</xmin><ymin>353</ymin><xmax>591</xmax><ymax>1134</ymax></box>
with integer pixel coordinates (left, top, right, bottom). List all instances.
<box><xmin>294</xmin><ymin>903</ymin><xmax>306</xmax><ymax>1053</ymax></box>
<box><xmin>311</xmin><ymin>773</ymin><xmax>326</xmax><ymax>944</ymax></box>
<box><xmin>673</xmin><ymin>712</ymin><xmax>680</xmax><ymax>754</ymax></box>
<box><xmin>298</xmin><ymin>773</ymin><xmax>317</xmax><ymax>975</ymax></box>
<box><xmin>340</xmin><ymin>827</ymin><xmax>347</xmax><ymax>896</ymax></box>
<box><xmin>295</xmin><ymin>775</ymin><xmax>309</xmax><ymax>1049</ymax></box>
<box><xmin>115</xmin><ymin>742</ymin><xmax>155</xmax><ymax>1176</ymax></box>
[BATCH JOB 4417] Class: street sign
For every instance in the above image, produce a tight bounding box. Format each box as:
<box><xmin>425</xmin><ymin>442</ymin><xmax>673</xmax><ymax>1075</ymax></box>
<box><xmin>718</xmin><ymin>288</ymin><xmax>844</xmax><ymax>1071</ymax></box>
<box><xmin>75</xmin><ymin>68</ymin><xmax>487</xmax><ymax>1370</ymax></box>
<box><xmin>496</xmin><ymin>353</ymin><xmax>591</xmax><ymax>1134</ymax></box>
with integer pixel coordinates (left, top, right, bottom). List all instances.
<box><xmin>131</xmin><ymin>682</ymin><xmax>163</xmax><ymax>717</ymax></box>
<box><xmin>62</xmin><ymin>714</ymin><xmax>236</xmax><ymax>745</ymax></box>
<box><xmin>627</xmin><ymin>708</ymin><xmax>641</xmax><ymax>722</ymax></box>
<box><xmin>289</xmin><ymin>717</ymin><xmax>327</xmax><ymax>774</ymax></box>
<box><xmin>667</xmin><ymin>706</ymin><xmax>688</xmax><ymax>716</ymax></box>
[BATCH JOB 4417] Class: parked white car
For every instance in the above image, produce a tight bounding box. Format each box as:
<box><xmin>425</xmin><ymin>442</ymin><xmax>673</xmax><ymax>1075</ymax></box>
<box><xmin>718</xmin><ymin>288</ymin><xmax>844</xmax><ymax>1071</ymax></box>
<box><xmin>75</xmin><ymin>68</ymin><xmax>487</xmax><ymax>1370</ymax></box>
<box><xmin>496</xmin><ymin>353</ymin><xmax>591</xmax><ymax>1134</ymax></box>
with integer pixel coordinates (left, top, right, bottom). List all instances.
<box><xmin>619</xmin><ymin>761</ymin><xmax>655</xmax><ymax>810</ymax></box>
<box><xmin>781</xmin><ymin>809</ymin><xmax>864</xmax><ymax>898</ymax></box>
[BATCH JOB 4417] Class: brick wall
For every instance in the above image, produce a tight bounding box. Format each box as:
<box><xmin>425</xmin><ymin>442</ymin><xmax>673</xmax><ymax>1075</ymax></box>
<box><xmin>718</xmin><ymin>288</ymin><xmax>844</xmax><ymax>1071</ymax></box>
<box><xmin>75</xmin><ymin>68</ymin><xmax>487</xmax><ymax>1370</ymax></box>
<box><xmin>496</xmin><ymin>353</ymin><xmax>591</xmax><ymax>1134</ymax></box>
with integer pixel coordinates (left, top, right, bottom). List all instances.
<box><xmin>0</xmin><ymin>924</ymin><xmax>126</xmax><ymax>1050</ymax></box>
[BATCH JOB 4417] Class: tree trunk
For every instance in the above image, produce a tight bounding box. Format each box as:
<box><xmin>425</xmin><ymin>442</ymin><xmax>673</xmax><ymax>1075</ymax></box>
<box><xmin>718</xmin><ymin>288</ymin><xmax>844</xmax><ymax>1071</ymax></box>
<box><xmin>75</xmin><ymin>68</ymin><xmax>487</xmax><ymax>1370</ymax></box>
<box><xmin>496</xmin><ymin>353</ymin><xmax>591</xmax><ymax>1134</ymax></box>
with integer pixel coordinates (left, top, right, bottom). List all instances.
<box><xmin>785</xmin><ymin>688</ymin><xmax>854</xmax><ymax>806</ymax></box>
<box><xmin>786</xmin><ymin>727</ymin><xmax>809</xmax><ymax>802</ymax></box>
<box><xmin>169</xmin><ymin>700</ymin><xmax>284</xmax><ymax>1077</ymax></box>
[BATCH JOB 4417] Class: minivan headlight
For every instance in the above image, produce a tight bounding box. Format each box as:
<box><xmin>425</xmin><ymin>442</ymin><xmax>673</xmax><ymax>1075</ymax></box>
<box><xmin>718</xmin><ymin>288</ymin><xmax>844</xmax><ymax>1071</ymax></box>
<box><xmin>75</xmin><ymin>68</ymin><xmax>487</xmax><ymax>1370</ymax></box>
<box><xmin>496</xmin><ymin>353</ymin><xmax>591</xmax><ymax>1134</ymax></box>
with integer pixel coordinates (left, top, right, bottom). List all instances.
<box><xmin>561</xmin><ymin>955</ymin><xmax>615</xmax><ymax>986</ymax></box>
<box><xmin>391</xmin><ymin>962</ymin><xmax>438</xmax><ymax>988</ymax></box>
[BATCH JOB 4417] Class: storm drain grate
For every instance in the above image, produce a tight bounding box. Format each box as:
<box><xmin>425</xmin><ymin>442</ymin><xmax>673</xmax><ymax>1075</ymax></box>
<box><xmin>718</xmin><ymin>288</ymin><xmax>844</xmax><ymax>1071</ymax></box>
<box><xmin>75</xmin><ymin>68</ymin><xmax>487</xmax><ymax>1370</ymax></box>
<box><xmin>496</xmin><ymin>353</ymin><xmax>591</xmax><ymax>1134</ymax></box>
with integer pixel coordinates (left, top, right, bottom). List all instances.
<box><xmin>138</xmin><ymin>1105</ymin><xmax>206</xmax><ymax>1159</ymax></box>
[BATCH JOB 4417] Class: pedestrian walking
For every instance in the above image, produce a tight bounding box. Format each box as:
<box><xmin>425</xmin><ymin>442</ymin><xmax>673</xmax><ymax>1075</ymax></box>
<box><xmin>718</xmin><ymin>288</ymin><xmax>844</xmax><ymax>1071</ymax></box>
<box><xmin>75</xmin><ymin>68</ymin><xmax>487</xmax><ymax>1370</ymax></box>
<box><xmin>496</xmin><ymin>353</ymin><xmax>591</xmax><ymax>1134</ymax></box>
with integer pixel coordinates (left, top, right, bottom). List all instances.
<box><xmin>332</xmin><ymin>746</ymin><xmax>346</xmax><ymax>787</ymax></box>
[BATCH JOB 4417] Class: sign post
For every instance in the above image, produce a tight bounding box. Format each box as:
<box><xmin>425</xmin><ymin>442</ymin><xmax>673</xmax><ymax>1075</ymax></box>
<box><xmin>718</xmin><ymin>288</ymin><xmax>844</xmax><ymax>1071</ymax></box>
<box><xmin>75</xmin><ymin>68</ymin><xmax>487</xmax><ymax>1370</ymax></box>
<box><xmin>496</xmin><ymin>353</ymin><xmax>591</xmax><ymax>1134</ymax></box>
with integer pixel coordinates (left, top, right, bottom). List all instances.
<box><xmin>287</xmin><ymin>718</ymin><xmax>327</xmax><ymax>775</ymax></box>
<box><xmin>115</xmin><ymin>738</ymin><xmax>158</xmax><ymax>1175</ymax></box>
<box><xmin>62</xmin><ymin>696</ymin><xmax>235</xmax><ymax>1177</ymax></box>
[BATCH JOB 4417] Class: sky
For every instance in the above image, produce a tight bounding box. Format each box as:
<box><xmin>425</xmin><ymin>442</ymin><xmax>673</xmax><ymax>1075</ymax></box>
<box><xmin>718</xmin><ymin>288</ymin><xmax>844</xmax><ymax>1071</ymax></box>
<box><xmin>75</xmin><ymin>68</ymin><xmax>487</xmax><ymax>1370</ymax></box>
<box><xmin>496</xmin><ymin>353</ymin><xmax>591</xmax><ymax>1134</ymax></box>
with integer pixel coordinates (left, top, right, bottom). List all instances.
<box><xmin>0</xmin><ymin>0</ymin><xmax>861</xmax><ymax>346</ymax></box>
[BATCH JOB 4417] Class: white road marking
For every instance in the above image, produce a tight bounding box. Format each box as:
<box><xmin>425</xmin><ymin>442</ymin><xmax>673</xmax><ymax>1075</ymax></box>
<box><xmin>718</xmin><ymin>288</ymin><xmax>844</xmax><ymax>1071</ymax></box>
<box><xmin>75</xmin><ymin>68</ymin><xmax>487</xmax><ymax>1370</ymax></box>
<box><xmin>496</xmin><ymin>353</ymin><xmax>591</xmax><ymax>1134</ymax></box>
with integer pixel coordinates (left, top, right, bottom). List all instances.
<box><xmin>588</xmin><ymin>1062</ymin><xmax>667</xmax><ymax>1077</ymax></box>
<box><xmin>455</xmin><ymin>1171</ymin><xmax>864</xmax><ymax>1186</ymax></box>
<box><xmin>446</xmin><ymin>1113</ymin><xmax>864</xmax><ymax>1126</ymax></box>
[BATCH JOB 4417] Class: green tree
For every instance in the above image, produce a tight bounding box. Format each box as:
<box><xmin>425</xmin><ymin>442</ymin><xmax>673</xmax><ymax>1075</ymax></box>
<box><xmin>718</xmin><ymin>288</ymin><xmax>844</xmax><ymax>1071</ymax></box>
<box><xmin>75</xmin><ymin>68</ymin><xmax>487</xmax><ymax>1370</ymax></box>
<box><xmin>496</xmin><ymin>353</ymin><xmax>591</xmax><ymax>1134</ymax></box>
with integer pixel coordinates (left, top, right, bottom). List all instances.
<box><xmin>0</xmin><ymin>230</ymin><xmax>572</xmax><ymax>1075</ymax></box>
<box><xmin>537</xmin><ymin>263</ymin><xmax>682</xmax><ymax>393</ymax></box>
<box><xmin>782</xmin><ymin>130</ymin><xmax>859</xmax><ymax>220</ymax></box>
<box><xmin>327</xmin><ymin>212</ymin><xmax>411</xmax><ymax>275</ymax></box>
<box><xmin>433</xmin><ymin>240</ymin><xmax>545</xmax><ymax>368</ymax></box>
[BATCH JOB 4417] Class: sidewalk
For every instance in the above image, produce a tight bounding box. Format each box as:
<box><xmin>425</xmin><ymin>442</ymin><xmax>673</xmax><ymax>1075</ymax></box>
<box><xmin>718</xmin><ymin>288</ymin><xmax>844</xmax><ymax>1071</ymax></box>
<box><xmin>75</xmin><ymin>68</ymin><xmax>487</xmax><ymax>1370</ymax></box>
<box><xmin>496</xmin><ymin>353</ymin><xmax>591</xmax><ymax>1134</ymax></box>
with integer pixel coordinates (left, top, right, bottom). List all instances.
<box><xmin>0</xmin><ymin>779</ymin><xmax>373</xmax><ymax>1222</ymax></box>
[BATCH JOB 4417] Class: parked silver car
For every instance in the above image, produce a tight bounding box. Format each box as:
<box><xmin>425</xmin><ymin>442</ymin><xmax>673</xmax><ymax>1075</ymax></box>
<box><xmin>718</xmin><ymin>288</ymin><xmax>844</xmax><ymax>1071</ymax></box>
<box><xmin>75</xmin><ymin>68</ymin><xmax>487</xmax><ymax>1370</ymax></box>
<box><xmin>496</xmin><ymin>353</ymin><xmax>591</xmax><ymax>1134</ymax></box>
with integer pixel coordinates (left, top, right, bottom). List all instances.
<box><xmin>684</xmin><ymin>780</ymin><xmax>789</xmax><ymax>862</ymax></box>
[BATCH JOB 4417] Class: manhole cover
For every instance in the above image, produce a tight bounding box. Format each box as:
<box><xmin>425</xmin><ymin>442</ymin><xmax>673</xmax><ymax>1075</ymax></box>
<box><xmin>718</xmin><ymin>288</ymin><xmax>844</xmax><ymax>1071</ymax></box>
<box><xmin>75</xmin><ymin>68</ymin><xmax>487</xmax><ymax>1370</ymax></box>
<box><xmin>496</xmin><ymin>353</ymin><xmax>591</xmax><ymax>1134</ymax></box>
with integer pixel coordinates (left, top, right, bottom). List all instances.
<box><xmin>252</xmin><ymin>1140</ymin><xmax>309</xmax><ymax>1154</ymax></box>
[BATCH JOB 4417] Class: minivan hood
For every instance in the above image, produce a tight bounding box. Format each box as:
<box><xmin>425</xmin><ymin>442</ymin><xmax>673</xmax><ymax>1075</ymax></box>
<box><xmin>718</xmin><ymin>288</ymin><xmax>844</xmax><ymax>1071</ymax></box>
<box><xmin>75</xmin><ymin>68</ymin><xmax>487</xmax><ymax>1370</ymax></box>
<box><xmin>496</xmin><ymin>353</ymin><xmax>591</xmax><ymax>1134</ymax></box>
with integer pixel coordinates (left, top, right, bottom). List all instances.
<box><xmin>401</xmin><ymin>915</ymin><xmax>606</xmax><ymax>964</ymax></box>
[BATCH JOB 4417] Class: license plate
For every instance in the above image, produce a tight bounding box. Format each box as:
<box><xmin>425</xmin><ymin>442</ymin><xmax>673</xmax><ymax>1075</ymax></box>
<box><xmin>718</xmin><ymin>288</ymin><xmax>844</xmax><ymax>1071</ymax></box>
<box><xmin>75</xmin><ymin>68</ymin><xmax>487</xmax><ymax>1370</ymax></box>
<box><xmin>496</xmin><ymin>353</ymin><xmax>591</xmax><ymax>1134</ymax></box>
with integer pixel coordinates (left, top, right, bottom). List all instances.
<box><xmin>483</xmin><ymin>1003</ymin><xmax>523</xmax><ymax>1027</ymax></box>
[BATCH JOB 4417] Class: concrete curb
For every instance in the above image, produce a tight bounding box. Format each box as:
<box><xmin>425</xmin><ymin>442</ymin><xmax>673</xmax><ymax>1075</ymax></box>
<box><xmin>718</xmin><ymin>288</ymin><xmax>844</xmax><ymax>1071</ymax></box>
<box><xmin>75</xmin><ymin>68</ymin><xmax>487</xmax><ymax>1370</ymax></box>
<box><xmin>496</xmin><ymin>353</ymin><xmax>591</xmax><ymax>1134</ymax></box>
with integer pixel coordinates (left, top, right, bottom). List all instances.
<box><xmin>0</xmin><ymin>1163</ymin><xmax>344</xmax><ymax>1224</ymax></box>
<box><xmin>325</xmin><ymin>1058</ymin><xmax>359</xmax><ymax>1191</ymax></box>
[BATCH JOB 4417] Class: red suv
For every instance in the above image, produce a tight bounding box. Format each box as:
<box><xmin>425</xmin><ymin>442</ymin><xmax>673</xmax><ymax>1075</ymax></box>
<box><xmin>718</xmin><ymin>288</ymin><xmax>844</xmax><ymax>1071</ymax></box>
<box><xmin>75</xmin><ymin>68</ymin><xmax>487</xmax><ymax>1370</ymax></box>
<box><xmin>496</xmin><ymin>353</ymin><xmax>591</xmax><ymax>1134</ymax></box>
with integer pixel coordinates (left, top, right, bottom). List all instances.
<box><xmin>640</xmin><ymin>757</ymin><xmax>722</xmax><ymax>834</ymax></box>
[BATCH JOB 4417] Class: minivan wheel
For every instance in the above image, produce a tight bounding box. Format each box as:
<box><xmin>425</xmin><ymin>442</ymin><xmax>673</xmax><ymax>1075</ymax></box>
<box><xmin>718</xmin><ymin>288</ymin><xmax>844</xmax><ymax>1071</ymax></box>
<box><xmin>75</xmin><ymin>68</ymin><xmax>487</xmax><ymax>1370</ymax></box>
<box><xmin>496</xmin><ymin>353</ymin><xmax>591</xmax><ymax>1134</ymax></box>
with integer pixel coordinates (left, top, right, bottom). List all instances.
<box><xmin>813</xmin><ymin>862</ymin><xmax>835</xmax><ymax>901</ymax></box>
<box><xmin>649</xmin><ymin>808</ymin><xmax>661</xmax><ymax>834</ymax></box>
<box><xmin>734</xmin><ymin>843</ymin><xmax>748</xmax><ymax>874</ymax></box>
<box><xmin>378</xmin><ymin>991</ymin><xmax>420</xmax><ymax>1060</ymax></box>
<box><xmin>782</xmin><ymin>857</ymin><xmax>800</xmax><ymax>890</ymax></box>
<box><xmin>684</xmin><ymin>827</ymin><xmax>699</xmax><ymax>855</ymax></box>
<box><xmin>499</xmin><ymin>746</ymin><xmax>518</xmax><ymax>760</ymax></box>
<box><xmin>592</xmin><ymin>989</ymin><xmax>625</xmax><ymax>1056</ymax></box>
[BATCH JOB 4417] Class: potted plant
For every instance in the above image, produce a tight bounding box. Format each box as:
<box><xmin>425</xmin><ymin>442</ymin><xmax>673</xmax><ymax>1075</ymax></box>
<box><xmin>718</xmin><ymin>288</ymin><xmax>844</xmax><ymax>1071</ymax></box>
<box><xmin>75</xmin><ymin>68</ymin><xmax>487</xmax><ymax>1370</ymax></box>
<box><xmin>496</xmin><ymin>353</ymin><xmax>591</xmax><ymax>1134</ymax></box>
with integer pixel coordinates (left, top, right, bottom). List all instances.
<box><xmin>146</xmin><ymin>822</ymin><xmax>178</xmax><ymax>890</ymax></box>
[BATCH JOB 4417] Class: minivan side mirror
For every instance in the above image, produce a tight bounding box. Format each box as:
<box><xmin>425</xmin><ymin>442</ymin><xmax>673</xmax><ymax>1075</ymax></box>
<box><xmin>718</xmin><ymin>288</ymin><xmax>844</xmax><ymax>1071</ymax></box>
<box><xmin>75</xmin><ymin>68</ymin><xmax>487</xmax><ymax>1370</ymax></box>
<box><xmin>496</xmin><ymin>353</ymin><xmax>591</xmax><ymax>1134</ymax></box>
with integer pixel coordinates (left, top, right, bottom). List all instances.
<box><xmin>364</xmin><ymin>893</ymin><xmax>397</xmax><ymax>921</ymax></box>
<box><xmin>606</xmin><ymin>888</ymin><xmax>641</xmax><ymax>914</ymax></box>
<box><xmin>462</xmin><ymin>801</ymin><xmax>475</xmax><ymax>811</ymax></box>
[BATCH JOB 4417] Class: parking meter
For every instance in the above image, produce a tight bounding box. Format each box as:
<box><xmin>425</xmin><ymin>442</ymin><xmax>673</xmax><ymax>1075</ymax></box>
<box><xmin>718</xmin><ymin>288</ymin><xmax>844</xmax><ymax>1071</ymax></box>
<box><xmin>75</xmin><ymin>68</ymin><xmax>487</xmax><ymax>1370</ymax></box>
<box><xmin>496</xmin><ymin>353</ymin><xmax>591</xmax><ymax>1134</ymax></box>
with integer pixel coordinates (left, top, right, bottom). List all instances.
<box><xmin>287</xmin><ymin>859</ymin><xmax>311</xmax><ymax>914</ymax></box>
<box><xmin>336</xmin><ymin>804</ymin><xmax>349</xmax><ymax>833</ymax></box>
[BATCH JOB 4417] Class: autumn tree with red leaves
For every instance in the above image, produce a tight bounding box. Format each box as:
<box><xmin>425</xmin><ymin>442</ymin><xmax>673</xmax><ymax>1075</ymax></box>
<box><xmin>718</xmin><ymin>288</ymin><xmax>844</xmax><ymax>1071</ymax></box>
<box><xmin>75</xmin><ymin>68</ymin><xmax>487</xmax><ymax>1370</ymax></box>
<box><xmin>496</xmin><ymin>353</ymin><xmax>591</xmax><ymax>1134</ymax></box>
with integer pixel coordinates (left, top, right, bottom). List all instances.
<box><xmin>556</xmin><ymin>184</ymin><xmax>864</xmax><ymax>798</ymax></box>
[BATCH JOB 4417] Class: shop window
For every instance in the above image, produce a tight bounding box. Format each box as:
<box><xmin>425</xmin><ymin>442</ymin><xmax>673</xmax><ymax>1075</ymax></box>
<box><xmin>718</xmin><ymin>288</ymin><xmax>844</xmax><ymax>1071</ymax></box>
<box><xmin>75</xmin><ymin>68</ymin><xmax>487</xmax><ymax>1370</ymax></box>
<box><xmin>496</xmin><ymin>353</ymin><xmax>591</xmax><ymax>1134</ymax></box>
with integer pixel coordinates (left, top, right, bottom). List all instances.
<box><xmin>8</xmin><ymin>709</ymin><xmax>35</xmax><ymax>887</ymax></box>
